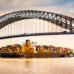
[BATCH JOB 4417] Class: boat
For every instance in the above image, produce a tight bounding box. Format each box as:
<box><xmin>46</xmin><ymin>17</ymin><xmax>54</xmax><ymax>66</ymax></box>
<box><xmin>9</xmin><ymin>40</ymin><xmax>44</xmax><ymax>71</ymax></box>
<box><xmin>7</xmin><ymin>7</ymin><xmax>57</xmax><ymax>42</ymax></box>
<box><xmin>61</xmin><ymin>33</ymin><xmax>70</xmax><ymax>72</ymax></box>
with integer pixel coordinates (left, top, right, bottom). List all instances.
<box><xmin>0</xmin><ymin>40</ymin><xmax>73</xmax><ymax>58</ymax></box>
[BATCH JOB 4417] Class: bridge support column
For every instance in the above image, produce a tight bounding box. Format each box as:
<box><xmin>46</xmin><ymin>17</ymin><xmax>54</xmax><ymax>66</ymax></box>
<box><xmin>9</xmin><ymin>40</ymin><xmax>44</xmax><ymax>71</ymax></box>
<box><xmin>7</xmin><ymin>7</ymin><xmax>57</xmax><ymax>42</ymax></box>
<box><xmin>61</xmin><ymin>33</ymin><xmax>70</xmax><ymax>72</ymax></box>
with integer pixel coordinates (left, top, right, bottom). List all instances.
<box><xmin>70</xmin><ymin>20</ymin><xmax>73</xmax><ymax>33</ymax></box>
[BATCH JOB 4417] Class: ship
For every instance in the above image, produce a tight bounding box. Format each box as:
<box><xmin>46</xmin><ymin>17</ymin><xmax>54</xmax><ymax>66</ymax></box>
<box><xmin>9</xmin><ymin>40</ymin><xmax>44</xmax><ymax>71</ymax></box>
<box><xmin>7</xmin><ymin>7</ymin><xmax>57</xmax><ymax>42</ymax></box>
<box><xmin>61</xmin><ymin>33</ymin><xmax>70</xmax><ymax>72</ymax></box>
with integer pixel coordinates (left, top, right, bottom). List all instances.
<box><xmin>0</xmin><ymin>40</ymin><xmax>73</xmax><ymax>58</ymax></box>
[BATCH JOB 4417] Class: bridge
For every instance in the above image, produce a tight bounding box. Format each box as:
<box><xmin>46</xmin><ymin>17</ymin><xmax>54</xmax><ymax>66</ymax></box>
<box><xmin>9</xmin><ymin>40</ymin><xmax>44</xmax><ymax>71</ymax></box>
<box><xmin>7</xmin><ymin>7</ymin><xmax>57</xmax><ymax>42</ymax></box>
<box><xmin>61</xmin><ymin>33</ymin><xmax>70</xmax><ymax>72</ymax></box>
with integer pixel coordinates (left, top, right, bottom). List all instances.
<box><xmin>0</xmin><ymin>10</ymin><xmax>74</xmax><ymax>39</ymax></box>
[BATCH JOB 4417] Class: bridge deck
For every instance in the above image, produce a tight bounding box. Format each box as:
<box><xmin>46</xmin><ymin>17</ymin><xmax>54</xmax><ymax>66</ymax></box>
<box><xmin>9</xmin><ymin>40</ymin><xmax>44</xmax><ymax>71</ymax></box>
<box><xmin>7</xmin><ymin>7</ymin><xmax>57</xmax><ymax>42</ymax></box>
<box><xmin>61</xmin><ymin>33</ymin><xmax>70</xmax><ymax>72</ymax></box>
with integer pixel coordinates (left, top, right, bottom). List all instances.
<box><xmin>0</xmin><ymin>32</ymin><xmax>74</xmax><ymax>40</ymax></box>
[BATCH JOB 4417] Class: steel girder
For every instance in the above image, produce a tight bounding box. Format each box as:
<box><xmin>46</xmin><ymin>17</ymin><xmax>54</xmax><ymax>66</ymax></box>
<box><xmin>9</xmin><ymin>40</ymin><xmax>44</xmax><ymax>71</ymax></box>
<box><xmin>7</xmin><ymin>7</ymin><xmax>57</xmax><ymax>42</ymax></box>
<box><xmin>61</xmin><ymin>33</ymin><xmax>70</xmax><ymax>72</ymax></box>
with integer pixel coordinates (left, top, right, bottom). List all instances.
<box><xmin>0</xmin><ymin>10</ymin><xmax>74</xmax><ymax>31</ymax></box>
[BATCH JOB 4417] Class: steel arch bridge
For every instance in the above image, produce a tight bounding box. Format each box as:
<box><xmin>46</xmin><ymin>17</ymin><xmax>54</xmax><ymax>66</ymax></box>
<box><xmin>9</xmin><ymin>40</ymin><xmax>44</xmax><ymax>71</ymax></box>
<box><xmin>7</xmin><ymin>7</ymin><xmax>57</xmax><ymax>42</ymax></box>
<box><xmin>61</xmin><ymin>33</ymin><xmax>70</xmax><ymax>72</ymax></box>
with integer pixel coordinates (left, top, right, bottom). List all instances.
<box><xmin>0</xmin><ymin>10</ymin><xmax>74</xmax><ymax>39</ymax></box>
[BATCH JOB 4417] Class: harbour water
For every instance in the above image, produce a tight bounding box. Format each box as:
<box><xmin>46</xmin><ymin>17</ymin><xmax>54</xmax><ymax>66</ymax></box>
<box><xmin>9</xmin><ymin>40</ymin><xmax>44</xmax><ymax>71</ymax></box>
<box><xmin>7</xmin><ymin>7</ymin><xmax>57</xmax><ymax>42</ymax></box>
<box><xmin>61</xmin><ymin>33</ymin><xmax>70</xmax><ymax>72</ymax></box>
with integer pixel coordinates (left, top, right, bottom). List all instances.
<box><xmin>0</xmin><ymin>58</ymin><xmax>74</xmax><ymax>74</ymax></box>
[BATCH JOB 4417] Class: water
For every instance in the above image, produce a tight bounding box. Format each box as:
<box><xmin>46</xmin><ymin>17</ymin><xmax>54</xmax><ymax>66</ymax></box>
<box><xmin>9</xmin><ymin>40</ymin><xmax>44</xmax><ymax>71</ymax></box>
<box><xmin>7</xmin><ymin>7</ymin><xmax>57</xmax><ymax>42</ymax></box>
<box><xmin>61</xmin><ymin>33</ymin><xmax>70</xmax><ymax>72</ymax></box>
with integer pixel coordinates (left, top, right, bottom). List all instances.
<box><xmin>0</xmin><ymin>58</ymin><xmax>74</xmax><ymax>74</ymax></box>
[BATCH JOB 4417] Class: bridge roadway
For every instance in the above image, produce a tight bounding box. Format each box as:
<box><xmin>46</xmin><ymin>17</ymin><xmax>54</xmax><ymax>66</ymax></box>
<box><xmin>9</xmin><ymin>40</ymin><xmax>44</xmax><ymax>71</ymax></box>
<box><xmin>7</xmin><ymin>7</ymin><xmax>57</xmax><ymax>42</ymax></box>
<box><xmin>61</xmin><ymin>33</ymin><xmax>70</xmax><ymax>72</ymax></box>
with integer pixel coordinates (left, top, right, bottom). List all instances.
<box><xmin>0</xmin><ymin>32</ymin><xmax>74</xmax><ymax>40</ymax></box>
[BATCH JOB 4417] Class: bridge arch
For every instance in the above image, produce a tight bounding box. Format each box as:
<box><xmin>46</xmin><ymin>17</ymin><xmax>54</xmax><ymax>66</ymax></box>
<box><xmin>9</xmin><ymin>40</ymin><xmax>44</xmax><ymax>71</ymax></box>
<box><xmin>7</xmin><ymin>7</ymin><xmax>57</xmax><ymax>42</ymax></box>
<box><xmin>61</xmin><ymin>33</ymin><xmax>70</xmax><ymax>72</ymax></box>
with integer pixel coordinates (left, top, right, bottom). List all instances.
<box><xmin>0</xmin><ymin>10</ymin><xmax>74</xmax><ymax>39</ymax></box>
<box><xmin>0</xmin><ymin>10</ymin><xmax>74</xmax><ymax>30</ymax></box>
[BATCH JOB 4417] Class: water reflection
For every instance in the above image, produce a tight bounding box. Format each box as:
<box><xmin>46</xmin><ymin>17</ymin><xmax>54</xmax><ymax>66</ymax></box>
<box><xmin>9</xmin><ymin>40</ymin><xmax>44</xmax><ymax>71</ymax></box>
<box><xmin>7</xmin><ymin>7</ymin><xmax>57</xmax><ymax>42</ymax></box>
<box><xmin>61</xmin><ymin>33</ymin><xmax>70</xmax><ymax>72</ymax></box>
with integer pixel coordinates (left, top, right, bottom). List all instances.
<box><xmin>24</xmin><ymin>59</ymin><xmax>33</xmax><ymax>72</ymax></box>
<box><xmin>0</xmin><ymin>58</ymin><xmax>74</xmax><ymax>74</ymax></box>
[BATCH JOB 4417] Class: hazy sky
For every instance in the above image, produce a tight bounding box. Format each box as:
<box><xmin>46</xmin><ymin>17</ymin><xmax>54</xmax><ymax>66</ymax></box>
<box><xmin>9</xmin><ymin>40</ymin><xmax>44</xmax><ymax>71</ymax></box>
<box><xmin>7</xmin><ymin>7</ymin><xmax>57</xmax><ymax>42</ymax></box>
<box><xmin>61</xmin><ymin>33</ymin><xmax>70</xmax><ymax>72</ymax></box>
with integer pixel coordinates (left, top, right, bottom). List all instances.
<box><xmin>0</xmin><ymin>0</ymin><xmax>74</xmax><ymax>11</ymax></box>
<box><xmin>0</xmin><ymin>0</ymin><xmax>74</xmax><ymax>18</ymax></box>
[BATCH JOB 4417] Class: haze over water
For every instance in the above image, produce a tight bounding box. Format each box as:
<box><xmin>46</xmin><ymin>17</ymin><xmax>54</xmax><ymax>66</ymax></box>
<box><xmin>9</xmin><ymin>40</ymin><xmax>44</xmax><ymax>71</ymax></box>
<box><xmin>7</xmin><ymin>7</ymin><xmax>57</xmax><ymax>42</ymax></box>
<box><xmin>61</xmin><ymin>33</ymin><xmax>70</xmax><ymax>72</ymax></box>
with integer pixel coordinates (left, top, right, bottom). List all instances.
<box><xmin>0</xmin><ymin>35</ymin><xmax>74</xmax><ymax>50</ymax></box>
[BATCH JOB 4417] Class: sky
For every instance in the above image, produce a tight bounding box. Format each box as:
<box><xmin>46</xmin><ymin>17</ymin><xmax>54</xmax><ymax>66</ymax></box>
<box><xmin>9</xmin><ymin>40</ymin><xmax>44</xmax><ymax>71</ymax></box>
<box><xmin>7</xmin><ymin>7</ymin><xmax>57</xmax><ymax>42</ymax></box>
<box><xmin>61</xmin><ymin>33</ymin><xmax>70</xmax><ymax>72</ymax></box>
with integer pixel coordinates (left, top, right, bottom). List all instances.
<box><xmin>0</xmin><ymin>0</ymin><xmax>74</xmax><ymax>50</ymax></box>
<box><xmin>0</xmin><ymin>0</ymin><xmax>74</xmax><ymax>11</ymax></box>
<box><xmin>0</xmin><ymin>0</ymin><xmax>74</xmax><ymax>18</ymax></box>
